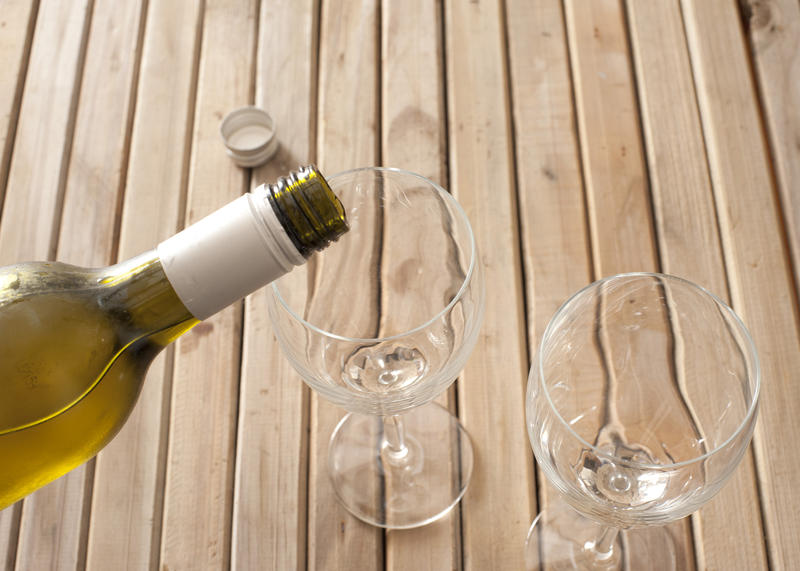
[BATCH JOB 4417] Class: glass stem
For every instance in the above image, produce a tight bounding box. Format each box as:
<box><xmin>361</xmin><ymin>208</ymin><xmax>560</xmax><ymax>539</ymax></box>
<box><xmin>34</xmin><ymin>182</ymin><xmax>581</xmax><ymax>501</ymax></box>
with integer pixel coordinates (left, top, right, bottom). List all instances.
<box><xmin>587</xmin><ymin>526</ymin><xmax>620</xmax><ymax>561</ymax></box>
<box><xmin>382</xmin><ymin>415</ymin><xmax>410</xmax><ymax>465</ymax></box>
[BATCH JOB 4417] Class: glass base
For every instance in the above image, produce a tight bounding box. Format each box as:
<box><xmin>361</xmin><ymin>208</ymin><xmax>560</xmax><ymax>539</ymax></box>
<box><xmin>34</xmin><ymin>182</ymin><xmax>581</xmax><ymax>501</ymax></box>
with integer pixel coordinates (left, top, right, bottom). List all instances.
<box><xmin>524</xmin><ymin>498</ymin><xmax>677</xmax><ymax>570</ymax></box>
<box><xmin>328</xmin><ymin>402</ymin><xmax>473</xmax><ymax>529</ymax></box>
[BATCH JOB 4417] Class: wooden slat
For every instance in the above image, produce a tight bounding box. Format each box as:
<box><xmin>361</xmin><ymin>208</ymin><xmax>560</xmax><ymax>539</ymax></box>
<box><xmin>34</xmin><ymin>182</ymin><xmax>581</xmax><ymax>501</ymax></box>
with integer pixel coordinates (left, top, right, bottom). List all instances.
<box><xmin>625</xmin><ymin>1</ymin><xmax>768</xmax><ymax>568</ymax></box>
<box><xmin>681</xmin><ymin>1</ymin><xmax>800</xmax><ymax>568</ymax></box>
<box><xmin>0</xmin><ymin>2</ymin><xmax>38</xmax><ymax>563</ymax></box>
<box><xmin>57</xmin><ymin>0</ymin><xmax>144</xmax><ymax>267</ymax></box>
<box><xmin>309</xmin><ymin>0</ymin><xmax>382</xmax><ymax>569</ymax></box>
<box><xmin>234</xmin><ymin>293</ymin><xmax>310</xmax><ymax>571</ymax></box>
<box><xmin>740</xmin><ymin>0</ymin><xmax>800</xmax><ymax>296</ymax></box>
<box><xmin>0</xmin><ymin>1</ymin><xmax>92</xmax><ymax>569</ymax></box>
<box><xmin>505</xmin><ymin>0</ymin><xmax>591</xmax><ymax>399</ymax></box>
<box><xmin>231</xmin><ymin>0</ymin><xmax>318</xmax><ymax>568</ymax></box>
<box><xmin>504</xmin><ymin>0</ymin><xmax>592</xmax><ymax>555</ymax></box>
<box><xmin>159</xmin><ymin>1</ymin><xmax>256</xmax><ymax>569</ymax></box>
<box><xmin>444</xmin><ymin>1</ymin><xmax>533</xmax><ymax>569</ymax></box>
<box><xmin>0</xmin><ymin>504</ymin><xmax>19</xmax><ymax>571</ymax></box>
<box><xmin>382</xmin><ymin>0</ymin><xmax>460</xmax><ymax>568</ymax></box>
<box><xmin>562</xmin><ymin>0</ymin><xmax>696</xmax><ymax>566</ymax></box>
<box><xmin>84</xmin><ymin>0</ymin><xmax>201</xmax><ymax>569</ymax></box>
<box><xmin>12</xmin><ymin>1</ymin><xmax>145</xmax><ymax>570</ymax></box>
<box><xmin>381</xmin><ymin>0</ymin><xmax>446</xmax><ymax>183</ymax></box>
<box><xmin>0</xmin><ymin>0</ymin><xmax>37</xmax><ymax>206</ymax></box>
<box><xmin>562</xmin><ymin>0</ymin><xmax>657</xmax><ymax>278</ymax></box>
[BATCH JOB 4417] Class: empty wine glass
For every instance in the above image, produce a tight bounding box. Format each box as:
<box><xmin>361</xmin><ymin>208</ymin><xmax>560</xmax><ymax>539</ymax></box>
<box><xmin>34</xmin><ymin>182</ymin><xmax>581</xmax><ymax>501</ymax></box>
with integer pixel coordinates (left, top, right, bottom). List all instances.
<box><xmin>525</xmin><ymin>273</ymin><xmax>760</xmax><ymax>569</ymax></box>
<box><xmin>268</xmin><ymin>167</ymin><xmax>484</xmax><ymax>529</ymax></box>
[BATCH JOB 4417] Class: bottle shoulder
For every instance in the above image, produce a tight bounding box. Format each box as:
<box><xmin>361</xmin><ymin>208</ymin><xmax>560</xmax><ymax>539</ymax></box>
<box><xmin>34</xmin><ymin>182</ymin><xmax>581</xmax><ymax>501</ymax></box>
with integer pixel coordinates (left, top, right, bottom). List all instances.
<box><xmin>0</xmin><ymin>261</ymin><xmax>102</xmax><ymax>304</ymax></box>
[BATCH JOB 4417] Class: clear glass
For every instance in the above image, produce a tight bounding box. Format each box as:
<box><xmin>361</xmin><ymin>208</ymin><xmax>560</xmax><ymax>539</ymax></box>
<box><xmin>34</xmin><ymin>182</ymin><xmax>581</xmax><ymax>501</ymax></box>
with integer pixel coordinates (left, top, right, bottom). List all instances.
<box><xmin>525</xmin><ymin>273</ymin><xmax>760</xmax><ymax>569</ymax></box>
<box><xmin>268</xmin><ymin>167</ymin><xmax>485</xmax><ymax>528</ymax></box>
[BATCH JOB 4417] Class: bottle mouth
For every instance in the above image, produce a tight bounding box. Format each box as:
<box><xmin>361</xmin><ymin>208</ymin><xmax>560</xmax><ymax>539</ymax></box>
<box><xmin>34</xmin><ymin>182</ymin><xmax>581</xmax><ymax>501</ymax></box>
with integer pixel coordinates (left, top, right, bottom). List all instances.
<box><xmin>264</xmin><ymin>165</ymin><xmax>349</xmax><ymax>257</ymax></box>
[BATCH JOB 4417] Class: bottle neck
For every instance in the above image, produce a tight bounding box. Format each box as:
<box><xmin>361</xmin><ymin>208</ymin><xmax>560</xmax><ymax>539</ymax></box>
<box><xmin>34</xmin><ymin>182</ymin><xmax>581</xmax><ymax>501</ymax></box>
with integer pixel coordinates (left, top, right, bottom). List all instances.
<box><xmin>264</xmin><ymin>166</ymin><xmax>349</xmax><ymax>257</ymax></box>
<box><xmin>156</xmin><ymin>190</ymin><xmax>305</xmax><ymax>320</ymax></box>
<box><xmin>156</xmin><ymin>166</ymin><xmax>348</xmax><ymax>321</ymax></box>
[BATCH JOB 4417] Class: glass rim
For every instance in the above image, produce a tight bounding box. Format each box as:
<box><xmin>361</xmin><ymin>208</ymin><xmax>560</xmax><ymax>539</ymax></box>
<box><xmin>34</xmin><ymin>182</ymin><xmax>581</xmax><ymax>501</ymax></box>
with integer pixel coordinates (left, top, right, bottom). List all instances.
<box><xmin>270</xmin><ymin>166</ymin><xmax>478</xmax><ymax>344</ymax></box>
<box><xmin>536</xmin><ymin>271</ymin><xmax>762</xmax><ymax>471</ymax></box>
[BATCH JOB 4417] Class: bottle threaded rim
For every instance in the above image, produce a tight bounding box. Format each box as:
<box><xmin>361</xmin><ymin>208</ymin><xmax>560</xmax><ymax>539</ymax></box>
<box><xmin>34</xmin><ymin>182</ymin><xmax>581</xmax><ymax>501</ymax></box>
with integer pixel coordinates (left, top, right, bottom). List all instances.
<box><xmin>265</xmin><ymin>165</ymin><xmax>349</xmax><ymax>257</ymax></box>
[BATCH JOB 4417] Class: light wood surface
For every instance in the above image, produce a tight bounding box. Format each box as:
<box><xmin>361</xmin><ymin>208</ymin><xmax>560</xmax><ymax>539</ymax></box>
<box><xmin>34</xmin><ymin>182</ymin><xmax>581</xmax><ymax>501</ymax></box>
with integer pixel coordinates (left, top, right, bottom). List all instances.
<box><xmin>1</xmin><ymin>0</ymin><xmax>797</xmax><ymax>569</ymax></box>
<box><xmin>311</xmin><ymin>1</ymin><xmax>382</xmax><ymax>570</ymax></box>
<box><xmin>382</xmin><ymin>1</ymin><xmax>461</xmax><ymax>569</ymax></box>
<box><xmin>742</xmin><ymin>0</ymin><xmax>800</xmax><ymax>295</ymax></box>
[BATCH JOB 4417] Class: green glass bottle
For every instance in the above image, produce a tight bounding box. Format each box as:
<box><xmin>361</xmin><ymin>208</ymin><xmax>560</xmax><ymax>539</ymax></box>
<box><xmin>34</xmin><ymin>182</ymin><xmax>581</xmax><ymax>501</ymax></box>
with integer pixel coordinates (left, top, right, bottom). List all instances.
<box><xmin>0</xmin><ymin>165</ymin><xmax>347</xmax><ymax>509</ymax></box>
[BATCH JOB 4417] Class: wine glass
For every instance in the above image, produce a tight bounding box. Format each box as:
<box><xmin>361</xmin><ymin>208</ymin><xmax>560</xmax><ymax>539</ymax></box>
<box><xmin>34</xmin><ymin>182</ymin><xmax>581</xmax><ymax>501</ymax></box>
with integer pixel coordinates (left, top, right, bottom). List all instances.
<box><xmin>268</xmin><ymin>167</ymin><xmax>485</xmax><ymax>529</ymax></box>
<box><xmin>525</xmin><ymin>273</ymin><xmax>760</xmax><ymax>569</ymax></box>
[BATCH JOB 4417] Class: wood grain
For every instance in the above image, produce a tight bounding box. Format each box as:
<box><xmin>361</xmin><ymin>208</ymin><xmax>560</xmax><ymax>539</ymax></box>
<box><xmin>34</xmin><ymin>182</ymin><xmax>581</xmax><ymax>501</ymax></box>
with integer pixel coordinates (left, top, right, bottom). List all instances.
<box><xmin>381</xmin><ymin>0</ymin><xmax>461</xmax><ymax>568</ymax></box>
<box><xmin>0</xmin><ymin>504</ymin><xmax>19</xmax><ymax>571</ymax></box>
<box><xmin>682</xmin><ymin>0</ymin><xmax>800</xmax><ymax>568</ymax></box>
<box><xmin>310</xmin><ymin>0</ymin><xmax>382</xmax><ymax>569</ymax></box>
<box><xmin>504</xmin><ymin>0</ymin><xmax>591</xmax><ymax>566</ymax></box>
<box><xmin>159</xmin><ymin>0</ymin><xmax>256</xmax><ymax>569</ymax></box>
<box><xmin>85</xmin><ymin>0</ymin><xmax>203</xmax><ymax>569</ymax></box>
<box><xmin>444</xmin><ymin>0</ymin><xmax>533</xmax><ymax>569</ymax></box>
<box><xmin>231</xmin><ymin>0</ymin><xmax>318</xmax><ymax>568</ymax></box>
<box><xmin>505</xmin><ymin>0</ymin><xmax>591</xmax><ymax>385</ymax></box>
<box><xmin>563</xmin><ymin>0</ymin><xmax>657</xmax><ymax>279</ymax></box>
<box><xmin>562</xmin><ymin>0</ymin><xmax>695</xmax><ymax>566</ymax></box>
<box><xmin>740</xmin><ymin>0</ymin><xmax>800</xmax><ymax>297</ymax></box>
<box><xmin>57</xmin><ymin>0</ymin><xmax>145</xmax><ymax>267</ymax></box>
<box><xmin>625</xmin><ymin>1</ymin><xmax>767</xmax><ymax>568</ymax></box>
<box><xmin>0</xmin><ymin>0</ymin><xmax>37</xmax><ymax>207</ymax></box>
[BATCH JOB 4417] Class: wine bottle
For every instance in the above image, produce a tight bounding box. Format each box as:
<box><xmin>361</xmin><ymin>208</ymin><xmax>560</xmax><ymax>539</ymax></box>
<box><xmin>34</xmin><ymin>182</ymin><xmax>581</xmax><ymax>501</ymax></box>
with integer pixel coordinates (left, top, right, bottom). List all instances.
<box><xmin>0</xmin><ymin>165</ymin><xmax>348</xmax><ymax>510</ymax></box>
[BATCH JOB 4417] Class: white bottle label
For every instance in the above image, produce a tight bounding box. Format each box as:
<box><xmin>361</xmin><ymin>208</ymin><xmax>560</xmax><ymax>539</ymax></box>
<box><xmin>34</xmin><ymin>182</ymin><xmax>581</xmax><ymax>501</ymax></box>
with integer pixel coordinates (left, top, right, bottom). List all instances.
<box><xmin>157</xmin><ymin>187</ymin><xmax>304</xmax><ymax>319</ymax></box>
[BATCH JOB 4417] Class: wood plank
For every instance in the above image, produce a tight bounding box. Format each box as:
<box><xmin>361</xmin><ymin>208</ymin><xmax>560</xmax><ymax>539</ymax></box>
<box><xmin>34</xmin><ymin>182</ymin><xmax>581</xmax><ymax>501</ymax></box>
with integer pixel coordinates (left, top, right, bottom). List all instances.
<box><xmin>625</xmin><ymin>1</ymin><xmax>767</xmax><ymax>568</ymax></box>
<box><xmin>681</xmin><ymin>1</ymin><xmax>800</xmax><ymax>568</ymax></box>
<box><xmin>231</xmin><ymin>0</ymin><xmax>318</xmax><ymax>568</ymax></box>
<box><xmin>159</xmin><ymin>1</ymin><xmax>256</xmax><ymax>569</ymax></box>
<box><xmin>0</xmin><ymin>504</ymin><xmax>20</xmax><ymax>571</ymax></box>
<box><xmin>382</xmin><ymin>0</ymin><xmax>460</xmax><ymax>568</ymax></box>
<box><xmin>444</xmin><ymin>1</ymin><xmax>533</xmax><ymax>569</ymax></box>
<box><xmin>505</xmin><ymin>0</ymin><xmax>590</xmax><ymax>397</ymax></box>
<box><xmin>309</xmin><ymin>0</ymin><xmax>382</xmax><ymax>568</ymax></box>
<box><xmin>0</xmin><ymin>0</ymin><xmax>91</xmax><ymax>265</ymax></box>
<box><xmin>0</xmin><ymin>1</ymin><xmax>92</xmax><ymax>569</ymax></box>
<box><xmin>11</xmin><ymin>1</ymin><xmax>146</xmax><ymax>570</ymax></box>
<box><xmin>504</xmin><ymin>0</ymin><xmax>592</xmax><ymax>564</ymax></box>
<box><xmin>0</xmin><ymin>0</ymin><xmax>37</xmax><ymax>207</ymax></box>
<box><xmin>57</xmin><ymin>0</ymin><xmax>146</xmax><ymax>266</ymax></box>
<box><xmin>562</xmin><ymin>0</ymin><xmax>696</xmax><ymax>566</ymax></box>
<box><xmin>381</xmin><ymin>0</ymin><xmax>446</xmax><ymax>182</ymax></box>
<box><xmin>563</xmin><ymin>0</ymin><xmax>657</xmax><ymax>278</ymax></box>
<box><xmin>740</xmin><ymin>0</ymin><xmax>800</xmax><ymax>297</ymax></box>
<box><xmin>85</xmin><ymin>0</ymin><xmax>203</xmax><ymax>569</ymax></box>
<box><xmin>0</xmin><ymin>3</ymin><xmax>38</xmax><ymax>562</ymax></box>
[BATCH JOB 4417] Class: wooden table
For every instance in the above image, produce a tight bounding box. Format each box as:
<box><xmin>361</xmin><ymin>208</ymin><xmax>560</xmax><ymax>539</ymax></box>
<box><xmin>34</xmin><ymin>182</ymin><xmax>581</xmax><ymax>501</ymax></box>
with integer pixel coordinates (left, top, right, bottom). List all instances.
<box><xmin>1</xmin><ymin>0</ymin><xmax>798</xmax><ymax>569</ymax></box>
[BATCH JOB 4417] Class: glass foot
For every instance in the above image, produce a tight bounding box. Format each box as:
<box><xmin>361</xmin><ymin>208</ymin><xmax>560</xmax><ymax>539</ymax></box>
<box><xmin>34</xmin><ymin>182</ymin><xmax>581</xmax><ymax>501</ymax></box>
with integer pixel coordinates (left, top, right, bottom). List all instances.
<box><xmin>524</xmin><ymin>498</ymin><xmax>677</xmax><ymax>570</ymax></box>
<box><xmin>328</xmin><ymin>402</ymin><xmax>473</xmax><ymax>529</ymax></box>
